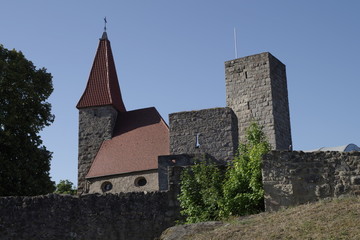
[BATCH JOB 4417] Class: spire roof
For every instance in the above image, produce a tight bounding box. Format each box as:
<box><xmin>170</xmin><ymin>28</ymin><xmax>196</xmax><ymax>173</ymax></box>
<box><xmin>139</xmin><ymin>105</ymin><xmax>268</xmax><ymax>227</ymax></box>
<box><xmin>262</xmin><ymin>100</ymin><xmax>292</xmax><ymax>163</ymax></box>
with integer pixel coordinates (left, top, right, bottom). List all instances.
<box><xmin>76</xmin><ymin>32</ymin><xmax>126</xmax><ymax>112</ymax></box>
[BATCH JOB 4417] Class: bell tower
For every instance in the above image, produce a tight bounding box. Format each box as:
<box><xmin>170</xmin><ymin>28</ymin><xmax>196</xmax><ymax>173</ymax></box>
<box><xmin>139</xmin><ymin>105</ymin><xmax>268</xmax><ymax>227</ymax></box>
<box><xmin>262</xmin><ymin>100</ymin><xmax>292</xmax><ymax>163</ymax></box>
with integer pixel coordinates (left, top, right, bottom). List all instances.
<box><xmin>76</xmin><ymin>32</ymin><xmax>126</xmax><ymax>193</ymax></box>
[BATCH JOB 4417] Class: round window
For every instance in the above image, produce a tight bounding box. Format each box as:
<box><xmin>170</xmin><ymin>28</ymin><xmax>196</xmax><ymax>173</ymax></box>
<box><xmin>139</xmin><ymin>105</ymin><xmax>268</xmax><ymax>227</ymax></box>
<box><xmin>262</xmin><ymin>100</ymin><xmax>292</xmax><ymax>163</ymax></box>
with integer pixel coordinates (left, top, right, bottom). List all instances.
<box><xmin>101</xmin><ymin>181</ymin><xmax>113</xmax><ymax>192</ymax></box>
<box><xmin>135</xmin><ymin>177</ymin><xmax>147</xmax><ymax>187</ymax></box>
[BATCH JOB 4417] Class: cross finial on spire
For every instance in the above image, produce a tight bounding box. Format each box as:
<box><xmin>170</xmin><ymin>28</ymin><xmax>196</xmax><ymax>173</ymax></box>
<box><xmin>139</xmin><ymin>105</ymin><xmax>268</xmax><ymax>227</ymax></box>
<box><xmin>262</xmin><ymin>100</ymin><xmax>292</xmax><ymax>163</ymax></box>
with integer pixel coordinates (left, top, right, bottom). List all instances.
<box><xmin>101</xmin><ymin>17</ymin><xmax>108</xmax><ymax>40</ymax></box>
<box><xmin>104</xmin><ymin>17</ymin><xmax>107</xmax><ymax>32</ymax></box>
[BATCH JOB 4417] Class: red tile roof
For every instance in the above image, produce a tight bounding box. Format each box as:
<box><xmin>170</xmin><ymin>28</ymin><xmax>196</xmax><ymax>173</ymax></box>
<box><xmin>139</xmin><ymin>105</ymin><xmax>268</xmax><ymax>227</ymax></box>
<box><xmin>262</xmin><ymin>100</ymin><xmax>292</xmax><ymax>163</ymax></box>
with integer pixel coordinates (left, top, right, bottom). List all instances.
<box><xmin>86</xmin><ymin>107</ymin><xmax>170</xmax><ymax>178</ymax></box>
<box><xmin>76</xmin><ymin>33</ymin><xmax>126</xmax><ymax>112</ymax></box>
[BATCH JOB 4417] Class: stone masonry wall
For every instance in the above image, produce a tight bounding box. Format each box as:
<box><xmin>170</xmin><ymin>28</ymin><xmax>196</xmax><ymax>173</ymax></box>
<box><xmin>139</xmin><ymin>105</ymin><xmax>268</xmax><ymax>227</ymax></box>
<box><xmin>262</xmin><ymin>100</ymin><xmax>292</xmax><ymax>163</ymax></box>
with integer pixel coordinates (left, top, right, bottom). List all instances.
<box><xmin>269</xmin><ymin>54</ymin><xmax>292</xmax><ymax>149</ymax></box>
<box><xmin>225</xmin><ymin>52</ymin><xmax>292</xmax><ymax>150</ymax></box>
<box><xmin>0</xmin><ymin>191</ymin><xmax>180</xmax><ymax>240</ymax></box>
<box><xmin>169</xmin><ymin>107</ymin><xmax>238</xmax><ymax>162</ymax></box>
<box><xmin>78</xmin><ymin>106</ymin><xmax>118</xmax><ymax>194</ymax></box>
<box><xmin>263</xmin><ymin>151</ymin><xmax>360</xmax><ymax>211</ymax></box>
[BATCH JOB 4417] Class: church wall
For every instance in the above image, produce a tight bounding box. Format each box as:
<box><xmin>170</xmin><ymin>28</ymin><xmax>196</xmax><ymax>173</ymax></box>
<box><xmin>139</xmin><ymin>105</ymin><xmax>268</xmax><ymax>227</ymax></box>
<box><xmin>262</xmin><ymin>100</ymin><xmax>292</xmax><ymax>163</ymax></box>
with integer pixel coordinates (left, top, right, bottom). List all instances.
<box><xmin>87</xmin><ymin>169</ymin><xmax>159</xmax><ymax>194</ymax></box>
<box><xmin>78</xmin><ymin>106</ymin><xmax>118</xmax><ymax>194</ymax></box>
<box><xmin>169</xmin><ymin>107</ymin><xmax>238</xmax><ymax>162</ymax></box>
<box><xmin>263</xmin><ymin>151</ymin><xmax>360</xmax><ymax>211</ymax></box>
<box><xmin>225</xmin><ymin>52</ymin><xmax>292</xmax><ymax>150</ymax></box>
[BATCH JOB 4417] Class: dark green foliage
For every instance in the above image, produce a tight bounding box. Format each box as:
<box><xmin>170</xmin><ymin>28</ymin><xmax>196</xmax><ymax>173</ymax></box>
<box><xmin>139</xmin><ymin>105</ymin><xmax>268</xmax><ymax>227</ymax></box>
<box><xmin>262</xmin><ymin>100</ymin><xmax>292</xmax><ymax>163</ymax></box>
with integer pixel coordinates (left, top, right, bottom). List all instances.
<box><xmin>55</xmin><ymin>180</ymin><xmax>77</xmax><ymax>195</ymax></box>
<box><xmin>0</xmin><ymin>45</ymin><xmax>55</xmax><ymax>196</ymax></box>
<box><xmin>179</xmin><ymin>122</ymin><xmax>270</xmax><ymax>223</ymax></box>
<box><xmin>178</xmin><ymin>159</ymin><xmax>224</xmax><ymax>223</ymax></box>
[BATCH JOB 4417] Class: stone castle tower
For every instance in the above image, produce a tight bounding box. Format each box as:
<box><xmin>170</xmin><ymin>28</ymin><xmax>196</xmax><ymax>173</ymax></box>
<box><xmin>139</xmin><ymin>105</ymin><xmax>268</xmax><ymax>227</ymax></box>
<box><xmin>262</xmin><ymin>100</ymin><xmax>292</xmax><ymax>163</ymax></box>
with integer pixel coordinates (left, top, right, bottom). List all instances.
<box><xmin>169</xmin><ymin>52</ymin><xmax>292</xmax><ymax>162</ymax></box>
<box><xmin>76</xmin><ymin>32</ymin><xmax>126</xmax><ymax>193</ymax></box>
<box><xmin>225</xmin><ymin>52</ymin><xmax>292</xmax><ymax>150</ymax></box>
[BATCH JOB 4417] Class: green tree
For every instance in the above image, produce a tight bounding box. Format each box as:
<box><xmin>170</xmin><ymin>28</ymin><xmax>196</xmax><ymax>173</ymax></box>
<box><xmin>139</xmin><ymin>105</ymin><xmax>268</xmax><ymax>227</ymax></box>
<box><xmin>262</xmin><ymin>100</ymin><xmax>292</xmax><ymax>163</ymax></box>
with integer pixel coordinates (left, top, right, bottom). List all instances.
<box><xmin>178</xmin><ymin>158</ymin><xmax>224</xmax><ymax>223</ymax></box>
<box><xmin>55</xmin><ymin>180</ymin><xmax>77</xmax><ymax>195</ymax></box>
<box><xmin>222</xmin><ymin>122</ymin><xmax>271</xmax><ymax>217</ymax></box>
<box><xmin>0</xmin><ymin>45</ymin><xmax>55</xmax><ymax>196</ymax></box>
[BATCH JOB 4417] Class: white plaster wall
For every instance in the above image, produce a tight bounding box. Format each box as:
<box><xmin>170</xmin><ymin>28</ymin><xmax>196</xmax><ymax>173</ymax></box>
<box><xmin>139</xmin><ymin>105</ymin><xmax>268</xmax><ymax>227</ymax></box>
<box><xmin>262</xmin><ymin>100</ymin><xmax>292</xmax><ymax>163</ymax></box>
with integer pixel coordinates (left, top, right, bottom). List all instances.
<box><xmin>87</xmin><ymin>170</ymin><xmax>159</xmax><ymax>194</ymax></box>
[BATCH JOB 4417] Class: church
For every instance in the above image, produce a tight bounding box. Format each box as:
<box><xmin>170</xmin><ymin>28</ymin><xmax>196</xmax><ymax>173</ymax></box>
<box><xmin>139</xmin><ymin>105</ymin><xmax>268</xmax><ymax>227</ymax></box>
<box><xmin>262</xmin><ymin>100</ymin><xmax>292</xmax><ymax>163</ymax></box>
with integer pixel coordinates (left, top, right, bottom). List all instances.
<box><xmin>76</xmin><ymin>31</ymin><xmax>169</xmax><ymax>194</ymax></box>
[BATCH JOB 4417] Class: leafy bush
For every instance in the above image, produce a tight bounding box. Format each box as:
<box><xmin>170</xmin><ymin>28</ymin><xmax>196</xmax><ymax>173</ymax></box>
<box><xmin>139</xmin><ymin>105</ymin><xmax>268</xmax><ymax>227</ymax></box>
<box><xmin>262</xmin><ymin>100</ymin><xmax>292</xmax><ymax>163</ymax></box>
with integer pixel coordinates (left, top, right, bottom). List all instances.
<box><xmin>179</xmin><ymin>122</ymin><xmax>270</xmax><ymax>223</ymax></box>
<box><xmin>178</xmin><ymin>159</ymin><xmax>224</xmax><ymax>223</ymax></box>
<box><xmin>222</xmin><ymin>122</ymin><xmax>270</xmax><ymax>217</ymax></box>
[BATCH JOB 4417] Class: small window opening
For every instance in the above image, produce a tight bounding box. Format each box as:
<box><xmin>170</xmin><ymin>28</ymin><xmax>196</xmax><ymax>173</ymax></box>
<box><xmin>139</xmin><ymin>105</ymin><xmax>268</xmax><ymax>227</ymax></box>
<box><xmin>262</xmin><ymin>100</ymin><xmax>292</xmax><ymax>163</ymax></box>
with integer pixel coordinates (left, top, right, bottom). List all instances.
<box><xmin>245</xmin><ymin>71</ymin><xmax>248</xmax><ymax>78</ymax></box>
<box><xmin>135</xmin><ymin>177</ymin><xmax>147</xmax><ymax>187</ymax></box>
<box><xmin>101</xmin><ymin>181</ymin><xmax>112</xmax><ymax>192</ymax></box>
<box><xmin>195</xmin><ymin>133</ymin><xmax>201</xmax><ymax>148</ymax></box>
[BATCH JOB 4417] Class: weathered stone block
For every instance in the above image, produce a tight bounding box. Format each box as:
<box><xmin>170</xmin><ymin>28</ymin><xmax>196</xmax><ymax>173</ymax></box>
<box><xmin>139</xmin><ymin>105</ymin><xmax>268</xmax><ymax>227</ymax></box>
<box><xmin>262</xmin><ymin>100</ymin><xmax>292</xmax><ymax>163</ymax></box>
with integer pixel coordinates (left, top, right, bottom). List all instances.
<box><xmin>315</xmin><ymin>184</ymin><xmax>331</xmax><ymax>197</ymax></box>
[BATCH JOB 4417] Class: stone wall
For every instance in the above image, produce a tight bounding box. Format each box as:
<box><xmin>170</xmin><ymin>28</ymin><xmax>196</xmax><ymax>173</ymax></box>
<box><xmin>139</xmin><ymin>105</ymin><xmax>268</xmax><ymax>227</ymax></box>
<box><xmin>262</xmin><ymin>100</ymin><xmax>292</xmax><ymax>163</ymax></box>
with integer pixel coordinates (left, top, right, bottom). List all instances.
<box><xmin>87</xmin><ymin>169</ymin><xmax>159</xmax><ymax>194</ymax></box>
<box><xmin>78</xmin><ymin>106</ymin><xmax>118</xmax><ymax>194</ymax></box>
<box><xmin>0</xmin><ymin>191</ymin><xmax>180</xmax><ymax>240</ymax></box>
<box><xmin>169</xmin><ymin>107</ymin><xmax>238</xmax><ymax>162</ymax></box>
<box><xmin>262</xmin><ymin>151</ymin><xmax>360</xmax><ymax>211</ymax></box>
<box><xmin>225</xmin><ymin>52</ymin><xmax>292</xmax><ymax>150</ymax></box>
<box><xmin>158</xmin><ymin>153</ymin><xmax>217</xmax><ymax>191</ymax></box>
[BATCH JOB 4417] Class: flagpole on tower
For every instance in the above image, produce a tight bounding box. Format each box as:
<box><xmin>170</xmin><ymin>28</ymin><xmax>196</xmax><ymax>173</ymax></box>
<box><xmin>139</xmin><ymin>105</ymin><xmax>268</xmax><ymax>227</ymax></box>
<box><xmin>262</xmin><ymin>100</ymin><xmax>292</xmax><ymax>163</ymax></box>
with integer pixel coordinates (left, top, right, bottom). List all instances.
<box><xmin>234</xmin><ymin>27</ymin><xmax>238</xmax><ymax>59</ymax></box>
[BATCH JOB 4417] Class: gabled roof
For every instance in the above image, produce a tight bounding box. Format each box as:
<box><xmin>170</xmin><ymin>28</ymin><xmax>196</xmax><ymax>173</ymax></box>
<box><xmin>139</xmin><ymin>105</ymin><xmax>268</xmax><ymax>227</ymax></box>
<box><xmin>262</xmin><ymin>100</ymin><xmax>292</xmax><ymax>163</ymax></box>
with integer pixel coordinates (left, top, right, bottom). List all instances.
<box><xmin>76</xmin><ymin>32</ymin><xmax>126</xmax><ymax>112</ymax></box>
<box><xmin>86</xmin><ymin>107</ymin><xmax>170</xmax><ymax>178</ymax></box>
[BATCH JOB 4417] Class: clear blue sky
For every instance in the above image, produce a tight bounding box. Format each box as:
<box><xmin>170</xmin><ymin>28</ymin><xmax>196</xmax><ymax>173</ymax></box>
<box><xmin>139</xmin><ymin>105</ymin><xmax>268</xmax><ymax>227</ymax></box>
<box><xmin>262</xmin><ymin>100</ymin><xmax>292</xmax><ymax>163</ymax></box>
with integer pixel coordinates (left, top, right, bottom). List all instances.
<box><xmin>1</xmin><ymin>1</ymin><xmax>359</xmax><ymax>186</ymax></box>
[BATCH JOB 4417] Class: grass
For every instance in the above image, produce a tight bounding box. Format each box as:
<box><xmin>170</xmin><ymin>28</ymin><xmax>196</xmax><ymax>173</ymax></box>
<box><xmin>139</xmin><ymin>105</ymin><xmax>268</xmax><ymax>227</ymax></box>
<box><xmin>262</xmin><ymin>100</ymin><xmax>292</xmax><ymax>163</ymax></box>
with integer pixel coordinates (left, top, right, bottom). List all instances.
<box><xmin>182</xmin><ymin>196</ymin><xmax>360</xmax><ymax>240</ymax></box>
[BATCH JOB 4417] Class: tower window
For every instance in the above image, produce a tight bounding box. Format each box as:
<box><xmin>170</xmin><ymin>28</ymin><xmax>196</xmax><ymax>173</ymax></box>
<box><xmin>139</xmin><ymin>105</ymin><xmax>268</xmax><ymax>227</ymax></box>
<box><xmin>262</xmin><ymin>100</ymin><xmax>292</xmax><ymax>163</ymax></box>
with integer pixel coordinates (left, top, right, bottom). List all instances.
<box><xmin>135</xmin><ymin>177</ymin><xmax>147</xmax><ymax>187</ymax></box>
<box><xmin>195</xmin><ymin>133</ymin><xmax>201</xmax><ymax>148</ymax></box>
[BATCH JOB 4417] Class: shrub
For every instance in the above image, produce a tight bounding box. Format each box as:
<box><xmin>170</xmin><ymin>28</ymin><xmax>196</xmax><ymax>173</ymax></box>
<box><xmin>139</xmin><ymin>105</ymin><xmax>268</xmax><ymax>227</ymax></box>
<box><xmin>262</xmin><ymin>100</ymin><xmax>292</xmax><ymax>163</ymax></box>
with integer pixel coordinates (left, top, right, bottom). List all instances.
<box><xmin>179</xmin><ymin>122</ymin><xmax>270</xmax><ymax>223</ymax></box>
<box><xmin>221</xmin><ymin>122</ymin><xmax>271</xmax><ymax>217</ymax></box>
<box><xmin>178</xmin><ymin>159</ymin><xmax>224</xmax><ymax>223</ymax></box>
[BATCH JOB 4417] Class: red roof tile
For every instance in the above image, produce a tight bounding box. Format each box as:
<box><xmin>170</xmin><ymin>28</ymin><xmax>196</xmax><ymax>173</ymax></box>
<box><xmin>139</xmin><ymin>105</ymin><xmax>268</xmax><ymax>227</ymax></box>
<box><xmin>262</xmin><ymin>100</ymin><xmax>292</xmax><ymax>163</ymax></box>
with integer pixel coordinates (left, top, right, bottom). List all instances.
<box><xmin>86</xmin><ymin>107</ymin><xmax>169</xmax><ymax>178</ymax></box>
<box><xmin>76</xmin><ymin>33</ymin><xmax>126</xmax><ymax>112</ymax></box>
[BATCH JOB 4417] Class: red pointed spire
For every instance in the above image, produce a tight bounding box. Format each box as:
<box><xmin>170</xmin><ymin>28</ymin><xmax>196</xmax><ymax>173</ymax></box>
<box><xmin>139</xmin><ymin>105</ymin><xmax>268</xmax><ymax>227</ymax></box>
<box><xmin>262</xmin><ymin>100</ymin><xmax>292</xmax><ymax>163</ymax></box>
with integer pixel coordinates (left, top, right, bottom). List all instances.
<box><xmin>76</xmin><ymin>32</ymin><xmax>126</xmax><ymax>112</ymax></box>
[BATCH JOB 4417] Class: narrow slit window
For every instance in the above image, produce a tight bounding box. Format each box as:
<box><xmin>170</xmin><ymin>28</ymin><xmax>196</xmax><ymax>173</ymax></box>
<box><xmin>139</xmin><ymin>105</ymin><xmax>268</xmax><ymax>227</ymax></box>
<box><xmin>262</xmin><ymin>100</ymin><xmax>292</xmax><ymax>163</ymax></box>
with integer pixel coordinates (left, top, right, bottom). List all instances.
<box><xmin>195</xmin><ymin>133</ymin><xmax>201</xmax><ymax>148</ymax></box>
